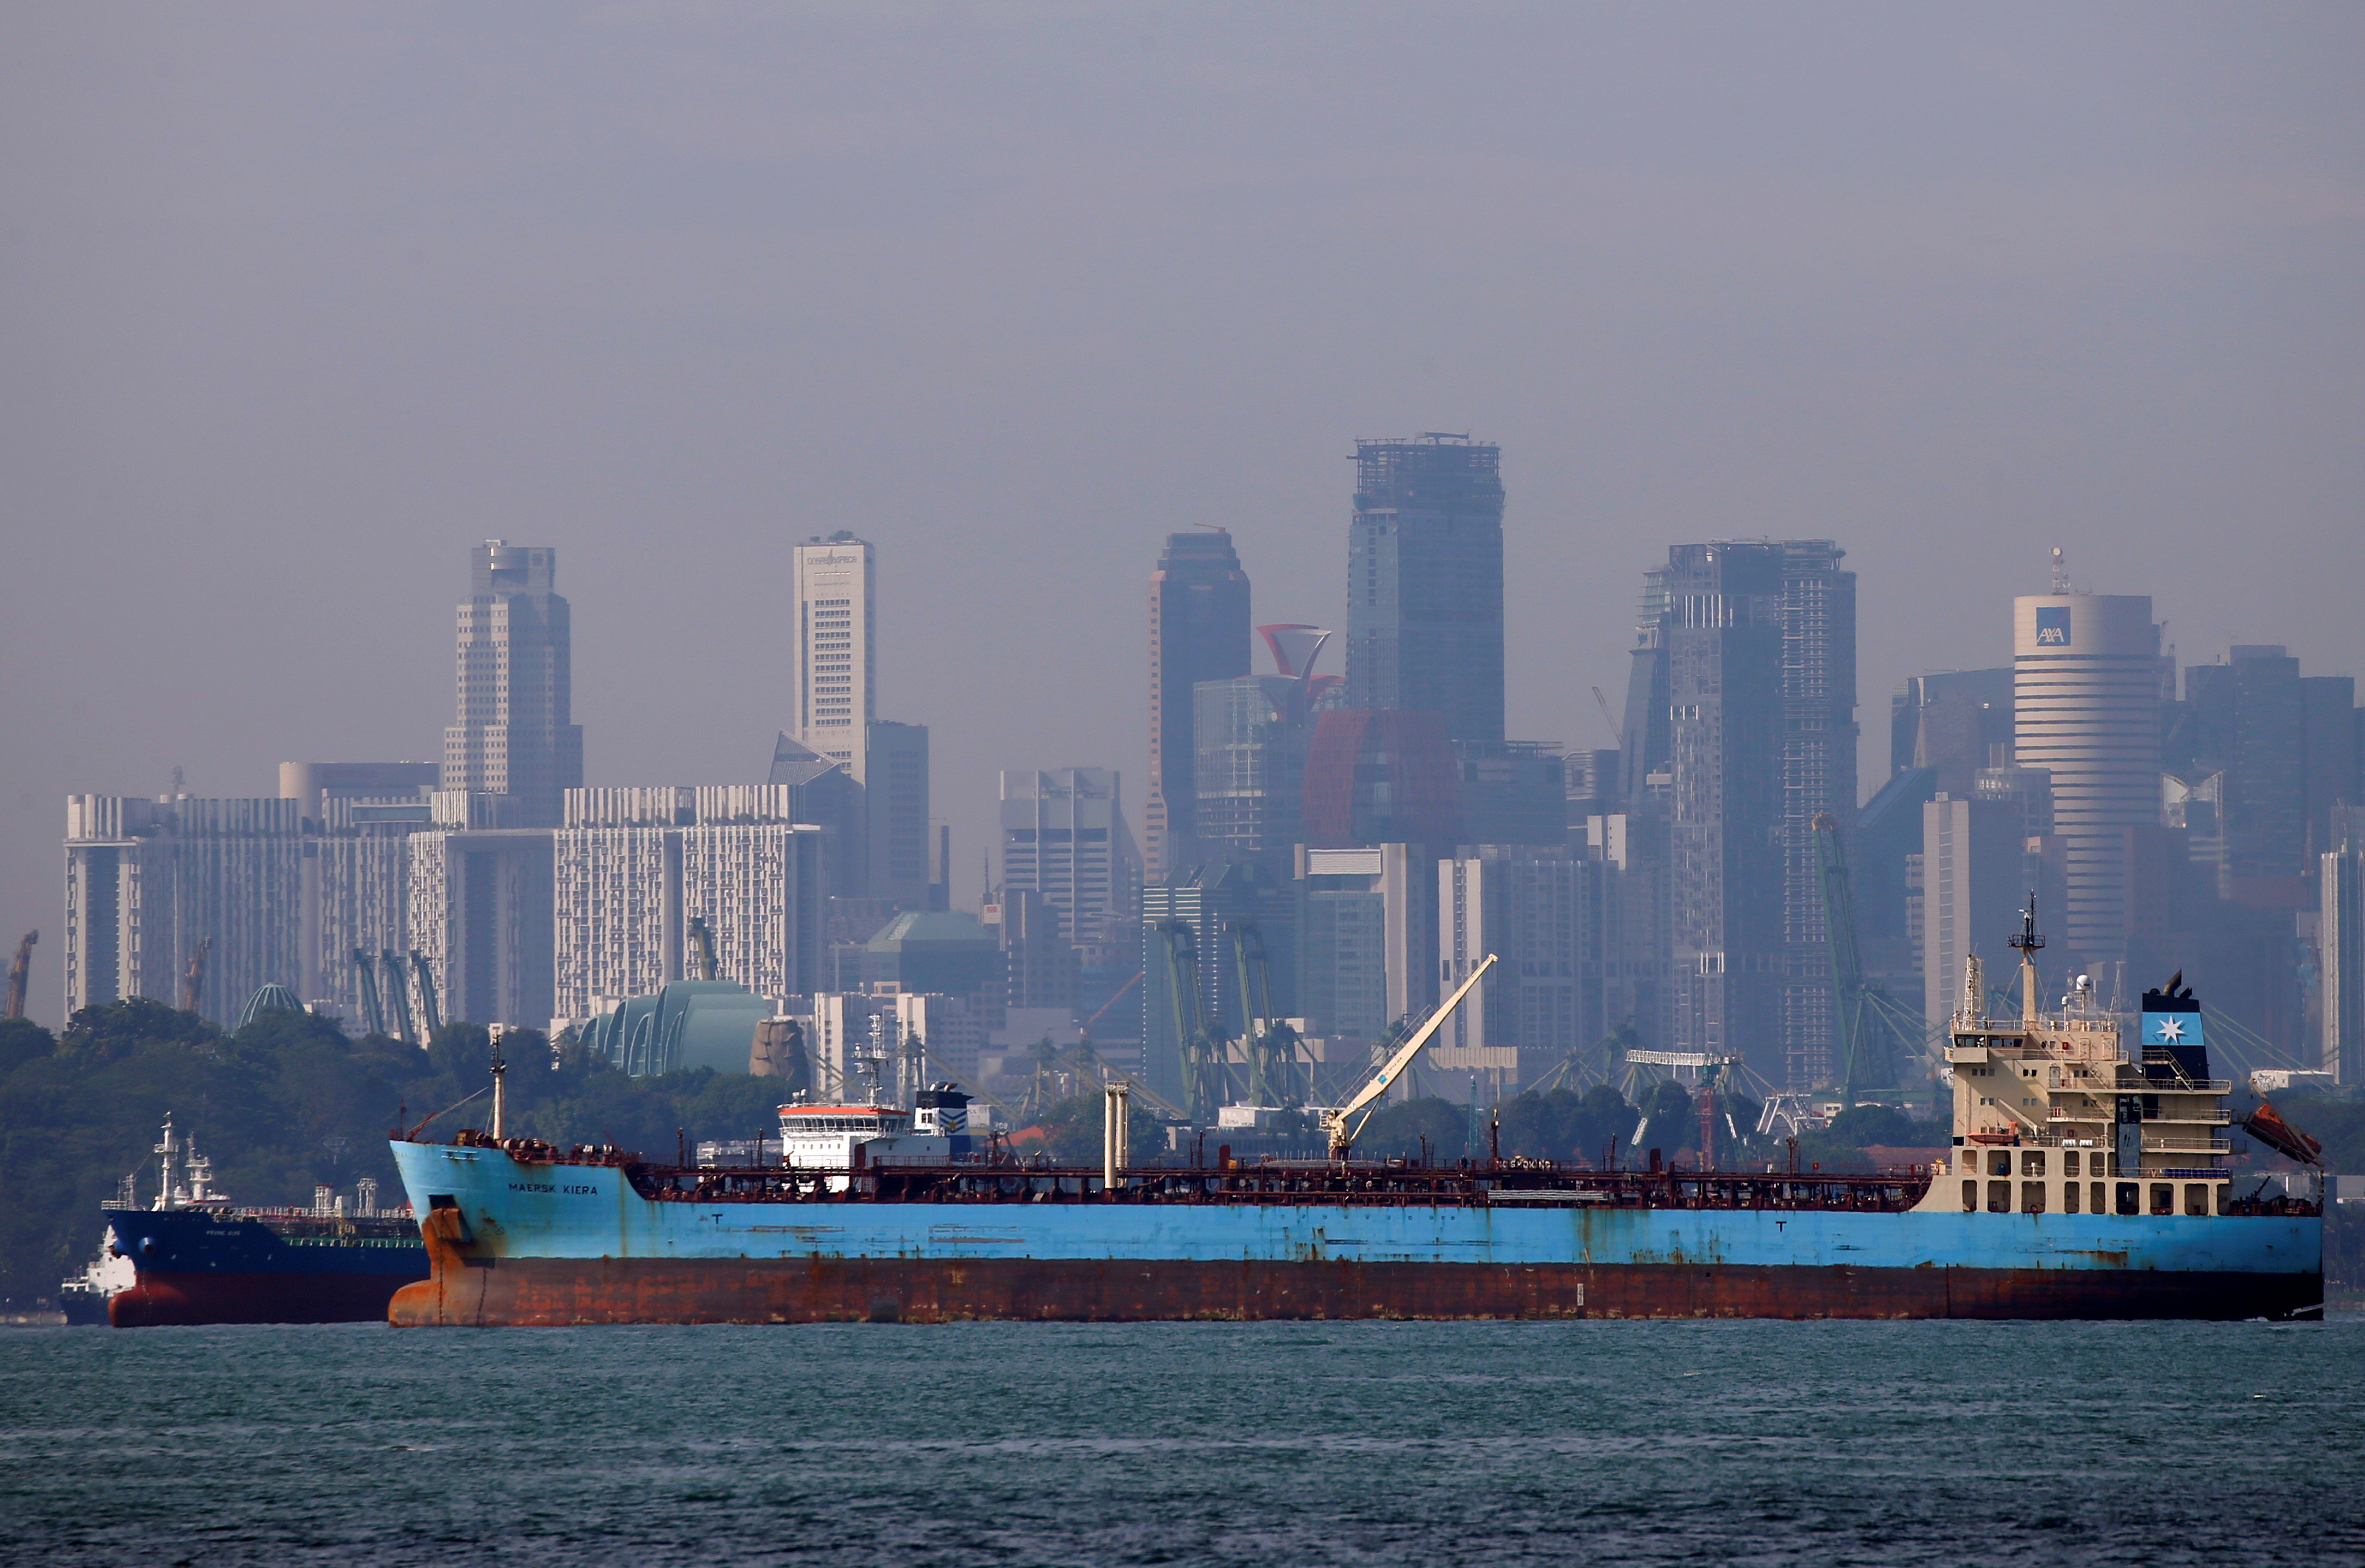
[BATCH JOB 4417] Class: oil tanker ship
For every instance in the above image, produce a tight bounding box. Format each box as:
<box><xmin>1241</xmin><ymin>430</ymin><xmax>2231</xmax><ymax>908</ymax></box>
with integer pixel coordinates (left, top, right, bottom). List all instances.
<box><xmin>105</xmin><ymin>1116</ymin><xmax>427</xmax><ymax>1327</ymax></box>
<box><xmin>387</xmin><ymin>936</ymin><xmax>2323</xmax><ymax>1326</ymax></box>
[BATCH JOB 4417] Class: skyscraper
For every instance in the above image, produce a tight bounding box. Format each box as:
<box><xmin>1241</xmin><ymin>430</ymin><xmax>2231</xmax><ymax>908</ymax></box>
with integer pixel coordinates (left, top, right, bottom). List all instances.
<box><xmin>442</xmin><ymin>541</ymin><xmax>582</xmax><ymax>827</ymax></box>
<box><xmin>998</xmin><ymin>769</ymin><xmax>1143</xmax><ymax>943</ymax></box>
<box><xmin>2013</xmin><ymin>585</ymin><xmax>2161</xmax><ymax>967</ymax></box>
<box><xmin>1345</xmin><ymin>436</ymin><xmax>1505</xmax><ymax>743</ymax></box>
<box><xmin>1147</xmin><ymin>532</ymin><xmax>1249</xmax><ymax>874</ymax></box>
<box><xmin>1618</xmin><ymin>540</ymin><xmax>1855</xmax><ymax>1089</ymax></box>
<box><xmin>1773</xmin><ymin>540</ymin><xmax>1858</xmax><ymax>1090</ymax></box>
<box><xmin>791</xmin><ymin>532</ymin><xmax>878</xmax><ymax>779</ymax></box>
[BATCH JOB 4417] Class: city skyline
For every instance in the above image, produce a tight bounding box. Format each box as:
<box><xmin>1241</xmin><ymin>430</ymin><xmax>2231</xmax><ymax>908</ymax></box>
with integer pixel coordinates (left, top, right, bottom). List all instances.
<box><xmin>6</xmin><ymin>8</ymin><xmax>2363</xmax><ymax>1036</ymax></box>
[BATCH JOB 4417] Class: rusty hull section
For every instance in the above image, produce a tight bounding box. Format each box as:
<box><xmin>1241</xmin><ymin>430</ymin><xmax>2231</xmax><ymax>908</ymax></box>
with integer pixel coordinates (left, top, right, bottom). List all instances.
<box><xmin>389</xmin><ymin>1211</ymin><xmax>2319</xmax><ymax>1326</ymax></box>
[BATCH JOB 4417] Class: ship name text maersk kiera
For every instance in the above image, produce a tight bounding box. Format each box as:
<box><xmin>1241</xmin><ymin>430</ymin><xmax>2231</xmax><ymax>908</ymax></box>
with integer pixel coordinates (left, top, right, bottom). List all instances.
<box><xmin>386</xmin><ymin>922</ymin><xmax>2324</xmax><ymax>1326</ymax></box>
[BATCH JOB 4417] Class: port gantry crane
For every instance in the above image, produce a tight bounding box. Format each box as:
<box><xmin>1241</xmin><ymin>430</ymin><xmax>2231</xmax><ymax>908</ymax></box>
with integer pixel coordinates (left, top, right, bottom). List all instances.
<box><xmin>380</xmin><ymin>950</ymin><xmax>418</xmax><ymax>1045</ymax></box>
<box><xmin>352</xmin><ymin>948</ymin><xmax>386</xmax><ymax>1036</ymax></box>
<box><xmin>1227</xmin><ymin>919</ymin><xmax>1306</xmax><ymax>1107</ymax></box>
<box><xmin>409</xmin><ymin>950</ymin><xmax>443</xmax><ymax>1038</ymax></box>
<box><xmin>1324</xmin><ymin>953</ymin><xmax>1496</xmax><ymax>1161</ymax></box>
<box><xmin>1810</xmin><ymin>811</ymin><xmax>1906</xmax><ymax>1102</ymax></box>
<box><xmin>5</xmin><ymin>931</ymin><xmax>35</xmax><ymax>1021</ymax></box>
<box><xmin>1157</xmin><ymin>919</ymin><xmax>1231</xmax><ymax>1120</ymax></box>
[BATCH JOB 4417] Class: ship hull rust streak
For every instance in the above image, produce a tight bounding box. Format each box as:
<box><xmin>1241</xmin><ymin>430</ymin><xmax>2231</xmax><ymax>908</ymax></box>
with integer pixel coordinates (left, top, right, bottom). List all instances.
<box><xmin>390</xmin><ymin>1210</ymin><xmax>2317</xmax><ymax>1325</ymax></box>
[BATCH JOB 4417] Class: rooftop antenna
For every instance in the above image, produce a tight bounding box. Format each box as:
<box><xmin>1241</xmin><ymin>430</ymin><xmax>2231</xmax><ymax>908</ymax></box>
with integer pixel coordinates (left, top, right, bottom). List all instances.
<box><xmin>2050</xmin><ymin>547</ymin><xmax>2070</xmax><ymax>595</ymax></box>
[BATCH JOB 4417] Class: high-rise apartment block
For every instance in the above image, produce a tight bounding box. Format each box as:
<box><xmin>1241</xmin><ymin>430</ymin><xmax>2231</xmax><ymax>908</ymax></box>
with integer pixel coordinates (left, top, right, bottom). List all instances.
<box><xmin>551</xmin><ymin>786</ymin><xmax>824</xmax><ymax>1023</ymax></box>
<box><xmin>790</xmin><ymin>533</ymin><xmax>877</xmax><ymax>777</ymax></box>
<box><xmin>2013</xmin><ymin>589</ymin><xmax>2161</xmax><ymax>967</ymax></box>
<box><xmin>2325</xmin><ymin>816</ymin><xmax>2364</xmax><ymax>1083</ymax></box>
<box><xmin>1772</xmin><ymin>540</ymin><xmax>1858</xmax><ymax>1090</ymax></box>
<box><xmin>407</xmin><ymin>814</ymin><xmax>554</xmax><ymax>1030</ymax></box>
<box><xmin>1147</xmin><ymin>532</ymin><xmax>1250</xmax><ymax>873</ymax></box>
<box><xmin>63</xmin><ymin>796</ymin><xmax>305</xmax><ymax>1025</ymax></box>
<box><xmin>1345</xmin><ymin>436</ymin><xmax>1505</xmax><ymax>743</ymax></box>
<box><xmin>442</xmin><ymin>542</ymin><xmax>582</xmax><ymax>827</ymax></box>
<box><xmin>997</xmin><ymin>769</ymin><xmax>1142</xmax><ymax>942</ymax></box>
<box><xmin>1436</xmin><ymin>847</ymin><xmax>1592</xmax><ymax>1096</ymax></box>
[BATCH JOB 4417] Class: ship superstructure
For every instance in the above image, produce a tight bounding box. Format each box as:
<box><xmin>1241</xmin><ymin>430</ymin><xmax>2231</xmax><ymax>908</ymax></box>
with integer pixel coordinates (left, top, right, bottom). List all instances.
<box><xmin>1917</xmin><ymin>910</ymin><xmax>2245</xmax><ymax>1224</ymax></box>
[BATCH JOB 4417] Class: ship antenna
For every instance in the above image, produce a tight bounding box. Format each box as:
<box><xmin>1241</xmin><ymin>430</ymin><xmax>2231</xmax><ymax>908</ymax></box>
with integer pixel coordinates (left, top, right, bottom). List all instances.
<box><xmin>2008</xmin><ymin>892</ymin><xmax>2045</xmax><ymax>1024</ymax></box>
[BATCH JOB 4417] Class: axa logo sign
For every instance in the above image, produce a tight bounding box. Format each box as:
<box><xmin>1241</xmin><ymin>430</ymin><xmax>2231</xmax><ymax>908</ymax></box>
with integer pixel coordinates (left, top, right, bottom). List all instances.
<box><xmin>2035</xmin><ymin>606</ymin><xmax>2071</xmax><ymax>647</ymax></box>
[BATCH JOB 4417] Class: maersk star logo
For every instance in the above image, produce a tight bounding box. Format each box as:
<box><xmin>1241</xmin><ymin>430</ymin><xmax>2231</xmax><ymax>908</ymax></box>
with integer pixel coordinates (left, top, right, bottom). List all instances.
<box><xmin>2154</xmin><ymin>1017</ymin><xmax>2185</xmax><ymax>1043</ymax></box>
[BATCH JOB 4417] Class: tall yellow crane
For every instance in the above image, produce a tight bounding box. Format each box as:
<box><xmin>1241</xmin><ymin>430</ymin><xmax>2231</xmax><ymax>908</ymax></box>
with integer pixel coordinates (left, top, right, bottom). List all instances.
<box><xmin>5</xmin><ymin>931</ymin><xmax>34</xmax><ymax>1021</ymax></box>
<box><xmin>178</xmin><ymin>936</ymin><xmax>212</xmax><ymax>1014</ymax></box>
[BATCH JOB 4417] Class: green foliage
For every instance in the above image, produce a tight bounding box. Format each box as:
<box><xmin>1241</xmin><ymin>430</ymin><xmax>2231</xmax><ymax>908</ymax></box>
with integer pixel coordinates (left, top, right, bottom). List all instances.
<box><xmin>0</xmin><ymin>998</ymin><xmax>798</xmax><ymax>1304</ymax></box>
<box><xmin>1011</xmin><ymin>1090</ymin><xmax>1166</xmax><ymax>1165</ymax></box>
<box><xmin>1496</xmin><ymin>1084</ymin><xmax>1636</xmax><ymax>1166</ymax></box>
<box><xmin>1354</xmin><ymin>1096</ymin><xmax>1472</xmax><ymax>1161</ymax></box>
<box><xmin>1787</xmin><ymin>1103</ymin><xmax>1952</xmax><ymax>1173</ymax></box>
<box><xmin>0</xmin><ymin>1017</ymin><xmax>55</xmax><ymax>1076</ymax></box>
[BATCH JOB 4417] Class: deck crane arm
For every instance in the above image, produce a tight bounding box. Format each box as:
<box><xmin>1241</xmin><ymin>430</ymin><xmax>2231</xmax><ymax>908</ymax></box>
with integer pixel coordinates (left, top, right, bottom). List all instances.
<box><xmin>1325</xmin><ymin>953</ymin><xmax>1496</xmax><ymax>1160</ymax></box>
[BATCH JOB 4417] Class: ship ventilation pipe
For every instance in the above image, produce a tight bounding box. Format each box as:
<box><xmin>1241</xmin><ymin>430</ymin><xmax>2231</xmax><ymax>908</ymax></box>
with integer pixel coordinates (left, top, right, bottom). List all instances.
<box><xmin>1103</xmin><ymin>1082</ymin><xmax>1130</xmax><ymax>1193</ymax></box>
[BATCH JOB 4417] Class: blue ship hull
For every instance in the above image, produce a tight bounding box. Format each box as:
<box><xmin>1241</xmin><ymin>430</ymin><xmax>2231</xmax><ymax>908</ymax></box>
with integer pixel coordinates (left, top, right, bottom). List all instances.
<box><xmin>104</xmin><ymin>1208</ymin><xmax>427</xmax><ymax>1326</ymax></box>
<box><xmin>388</xmin><ymin>1143</ymin><xmax>2322</xmax><ymax>1324</ymax></box>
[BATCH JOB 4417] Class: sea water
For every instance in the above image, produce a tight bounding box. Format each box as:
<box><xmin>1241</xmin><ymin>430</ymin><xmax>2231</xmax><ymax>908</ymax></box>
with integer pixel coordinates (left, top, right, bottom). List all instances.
<box><xmin>3</xmin><ymin>1317</ymin><xmax>2360</xmax><ymax>1566</ymax></box>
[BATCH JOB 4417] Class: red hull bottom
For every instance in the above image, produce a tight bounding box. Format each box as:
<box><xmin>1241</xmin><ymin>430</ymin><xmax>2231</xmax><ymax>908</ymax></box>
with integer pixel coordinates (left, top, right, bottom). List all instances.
<box><xmin>389</xmin><ymin>1254</ymin><xmax>2322</xmax><ymax>1326</ymax></box>
<box><xmin>110</xmin><ymin>1272</ymin><xmax>413</xmax><ymax>1328</ymax></box>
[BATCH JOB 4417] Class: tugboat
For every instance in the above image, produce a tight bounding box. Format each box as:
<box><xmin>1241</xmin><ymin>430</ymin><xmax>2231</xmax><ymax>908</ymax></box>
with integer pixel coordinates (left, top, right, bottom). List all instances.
<box><xmin>103</xmin><ymin>1114</ymin><xmax>427</xmax><ymax>1327</ymax></box>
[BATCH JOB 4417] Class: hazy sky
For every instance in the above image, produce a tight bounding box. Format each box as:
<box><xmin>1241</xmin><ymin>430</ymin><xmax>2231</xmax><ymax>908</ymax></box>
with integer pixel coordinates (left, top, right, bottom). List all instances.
<box><xmin>5</xmin><ymin>4</ymin><xmax>2361</xmax><ymax>1026</ymax></box>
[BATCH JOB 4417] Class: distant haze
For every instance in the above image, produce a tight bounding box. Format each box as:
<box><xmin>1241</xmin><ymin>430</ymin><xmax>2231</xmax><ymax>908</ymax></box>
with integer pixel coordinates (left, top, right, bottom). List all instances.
<box><xmin>4</xmin><ymin>4</ymin><xmax>2361</xmax><ymax>1026</ymax></box>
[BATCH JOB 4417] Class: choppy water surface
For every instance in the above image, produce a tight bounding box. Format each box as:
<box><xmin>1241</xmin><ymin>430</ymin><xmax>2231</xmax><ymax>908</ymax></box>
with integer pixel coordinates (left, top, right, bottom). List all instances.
<box><xmin>4</xmin><ymin>1316</ymin><xmax>2361</xmax><ymax>1566</ymax></box>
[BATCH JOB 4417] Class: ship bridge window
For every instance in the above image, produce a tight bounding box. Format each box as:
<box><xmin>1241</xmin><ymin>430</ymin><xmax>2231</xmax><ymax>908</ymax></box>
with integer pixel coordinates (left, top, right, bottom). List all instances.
<box><xmin>1987</xmin><ymin>1181</ymin><xmax>2010</xmax><ymax>1213</ymax></box>
<box><xmin>2021</xmin><ymin>1151</ymin><xmax>2045</xmax><ymax>1177</ymax></box>
<box><xmin>2116</xmin><ymin>1183</ymin><xmax>2140</xmax><ymax>1215</ymax></box>
<box><xmin>2022</xmin><ymin>1182</ymin><xmax>2045</xmax><ymax>1214</ymax></box>
<box><xmin>2184</xmin><ymin>1185</ymin><xmax>2208</xmax><ymax>1217</ymax></box>
<box><xmin>2092</xmin><ymin>1182</ymin><xmax>2105</xmax><ymax>1214</ymax></box>
<box><xmin>2063</xmin><ymin>1150</ymin><xmax>2080</xmax><ymax>1177</ymax></box>
<box><xmin>2150</xmin><ymin>1184</ymin><xmax>2174</xmax><ymax>1215</ymax></box>
<box><xmin>2063</xmin><ymin>1181</ymin><xmax>2080</xmax><ymax>1214</ymax></box>
<box><xmin>1962</xmin><ymin>1181</ymin><xmax>1977</xmax><ymax>1212</ymax></box>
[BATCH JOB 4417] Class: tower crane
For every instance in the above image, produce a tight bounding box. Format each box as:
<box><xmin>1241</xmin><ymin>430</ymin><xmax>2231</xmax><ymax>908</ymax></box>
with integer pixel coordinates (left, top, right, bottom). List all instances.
<box><xmin>687</xmin><ymin>915</ymin><xmax>720</xmax><ymax>982</ymax></box>
<box><xmin>5</xmin><ymin>931</ymin><xmax>35</xmax><ymax>1021</ymax></box>
<box><xmin>352</xmin><ymin>948</ymin><xmax>386</xmax><ymax>1036</ymax></box>
<box><xmin>179</xmin><ymin>936</ymin><xmax>212</xmax><ymax>1014</ymax></box>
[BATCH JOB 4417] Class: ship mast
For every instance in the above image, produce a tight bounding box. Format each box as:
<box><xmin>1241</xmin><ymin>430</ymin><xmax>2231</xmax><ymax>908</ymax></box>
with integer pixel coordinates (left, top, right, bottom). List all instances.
<box><xmin>2008</xmin><ymin>892</ymin><xmax>2045</xmax><ymax>1027</ymax></box>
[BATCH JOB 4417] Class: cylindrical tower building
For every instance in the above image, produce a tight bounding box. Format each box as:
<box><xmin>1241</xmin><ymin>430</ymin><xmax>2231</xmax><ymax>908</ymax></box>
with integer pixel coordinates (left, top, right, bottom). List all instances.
<box><xmin>2012</xmin><ymin>592</ymin><xmax>2160</xmax><ymax>968</ymax></box>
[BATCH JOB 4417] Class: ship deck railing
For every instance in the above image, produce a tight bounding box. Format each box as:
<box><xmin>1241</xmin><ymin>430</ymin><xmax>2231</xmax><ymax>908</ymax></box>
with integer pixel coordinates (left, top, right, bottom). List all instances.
<box><xmin>613</xmin><ymin>1164</ymin><xmax>1935</xmax><ymax>1214</ymax></box>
